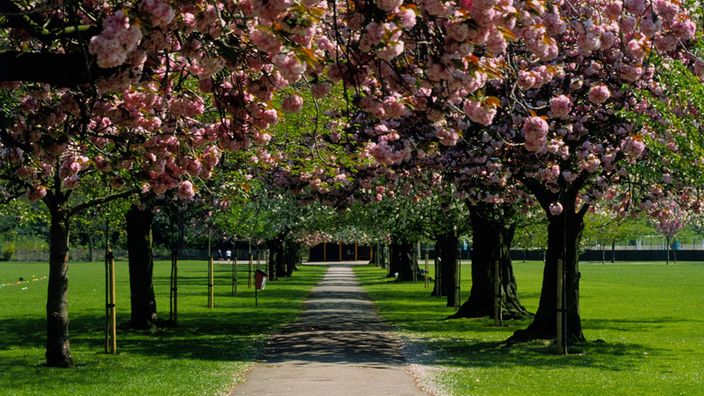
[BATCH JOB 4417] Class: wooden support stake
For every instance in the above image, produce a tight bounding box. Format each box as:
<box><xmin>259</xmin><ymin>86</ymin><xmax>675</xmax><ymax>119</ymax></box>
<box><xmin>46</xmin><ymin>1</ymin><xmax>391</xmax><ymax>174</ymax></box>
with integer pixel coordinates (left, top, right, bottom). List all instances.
<box><xmin>413</xmin><ymin>243</ymin><xmax>418</xmax><ymax>283</ymax></box>
<box><xmin>455</xmin><ymin>257</ymin><xmax>462</xmax><ymax>310</ymax></box>
<box><xmin>108</xmin><ymin>250</ymin><xmax>116</xmax><ymax>354</ymax></box>
<box><xmin>455</xmin><ymin>257</ymin><xmax>461</xmax><ymax>310</ymax></box>
<box><xmin>208</xmin><ymin>257</ymin><xmax>214</xmax><ymax>309</ymax></box>
<box><xmin>424</xmin><ymin>251</ymin><xmax>429</xmax><ymax>288</ymax></box>
<box><xmin>172</xmin><ymin>251</ymin><xmax>179</xmax><ymax>324</ymax></box>
<box><xmin>232</xmin><ymin>256</ymin><xmax>237</xmax><ymax>297</ymax></box>
<box><xmin>248</xmin><ymin>254</ymin><xmax>253</xmax><ymax>288</ymax></box>
<box><xmin>494</xmin><ymin>259</ymin><xmax>501</xmax><ymax>326</ymax></box>
<box><xmin>557</xmin><ymin>258</ymin><xmax>565</xmax><ymax>355</ymax></box>
<box><xmin>435</xmin><ymin>255</ymin><xmax>441</xmax><ymax>299</ymax></box>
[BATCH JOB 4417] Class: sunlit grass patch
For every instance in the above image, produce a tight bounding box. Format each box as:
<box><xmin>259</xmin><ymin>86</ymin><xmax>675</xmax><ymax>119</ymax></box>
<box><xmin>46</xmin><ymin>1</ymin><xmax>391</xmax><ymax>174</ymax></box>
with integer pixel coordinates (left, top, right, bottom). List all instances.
<box><xmin>355</xmin><ymin>262</ymin><xmax>704</xmax><ymax>396</ymax></box>
<box><xmin>0</xmin><ymin>261</ymin><xmax>326</xmax><ymax>396</ymax></box>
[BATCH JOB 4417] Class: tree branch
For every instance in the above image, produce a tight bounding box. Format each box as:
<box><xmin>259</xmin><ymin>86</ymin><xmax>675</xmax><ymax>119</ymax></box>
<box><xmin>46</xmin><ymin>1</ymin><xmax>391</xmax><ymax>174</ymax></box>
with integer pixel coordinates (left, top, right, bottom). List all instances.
<box><xmin>0</xmin><ymin>51</ymin><xmax>117</xmax><ymax>86</ymax></box>
<box><xmin>69</xmin><ymin>188</ymin><xmax>137</xmax><ymax>217</ymax></box>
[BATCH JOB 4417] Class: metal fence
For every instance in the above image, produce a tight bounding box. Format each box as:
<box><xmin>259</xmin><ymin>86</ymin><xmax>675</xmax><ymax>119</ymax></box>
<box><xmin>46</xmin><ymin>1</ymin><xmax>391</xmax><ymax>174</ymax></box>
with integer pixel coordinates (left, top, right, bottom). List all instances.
<box><xmin>2</xmin><ymin>248</ymin><xmax>259</xmax><ymax>262</ymax></box>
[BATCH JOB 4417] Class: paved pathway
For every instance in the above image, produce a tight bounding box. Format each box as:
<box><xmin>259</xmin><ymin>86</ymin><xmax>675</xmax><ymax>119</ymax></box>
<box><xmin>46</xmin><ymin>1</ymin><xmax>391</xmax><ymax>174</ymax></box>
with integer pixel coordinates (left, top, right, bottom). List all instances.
<box><xmin>231</xmin><ymin>263</ymin><xmax>429</xmax><ymax>396</ymax></box>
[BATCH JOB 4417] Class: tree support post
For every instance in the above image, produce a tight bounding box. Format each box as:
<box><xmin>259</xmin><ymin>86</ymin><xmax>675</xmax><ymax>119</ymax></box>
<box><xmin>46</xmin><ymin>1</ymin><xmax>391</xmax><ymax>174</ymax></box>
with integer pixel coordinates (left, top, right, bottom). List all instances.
<box><xmin>435</xmin><ymin>255</ymin><xmax>442</xmax><ymax>299</ymax></box>
<box><xmin>494</xmin><ymin>259</ymin><xmax>502</xmax><ymax>326</ymax></box>
<box><xmin>232</xmin><ymin>256</ymin><xmax>238</xmax><ymax>297</ymax></box>
<box><xmin>106</xmin><ymin>249</ymin><xmax>116</xmax><ymax>354</ymax></box>
<box><xmin>557</xmin><ymin>258</ymin><xmax>567</xmax><ymax>355</ymax></box>
<box><xmin>424</xmin><ymin>251</ymin><xmax>429</xmax><ymax>288</ymax></box>
<box><xmin>171</xmin><ymin>250</ymin><xmax>178</xmax><ymax>324</ymax></box>
<box><xmin>455</xmin><ymin>256</ymin><xmax>461</xmax><ymax>310</ymax></box>
<box><xmin>249</xmin><ymin>253</ymin><xmax>253</xmax><ymax>288</ymax></box>
<box><xmin>207</xmin><ymin>256</ymin><xmax>214</xmax><ymax>309</ymax></box>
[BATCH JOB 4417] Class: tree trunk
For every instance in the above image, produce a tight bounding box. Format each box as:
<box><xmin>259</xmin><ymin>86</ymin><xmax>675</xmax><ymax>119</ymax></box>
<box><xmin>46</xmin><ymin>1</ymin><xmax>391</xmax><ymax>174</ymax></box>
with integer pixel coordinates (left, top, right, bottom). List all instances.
<box><xmin>177</xmin><ymin>222</ymin><xmax>187</xmax><ymax>251</ymax></box>
<box><xmin>509</xmin><ymin>195</ymin><xmax>586</xmax><ymax>344</ymax></box>
<box><xmin>666</xmin><ymin>237</ymin><xmax>671</xmax><ymax>265</ymax></box>
<box><xmin>450</xmin><ymin>205</ymin><xmax>530</xmax><ymax>320</ymax></box>
<box><xmin>611</xmin><ymin>239</ymin><xmax>616</xmax><ymax>263</ymax></box>
<box><xmin>380</xmin><ymin>245</ymin><xmax>387</xmax><ymax>269</ymax></box>
<box><xmin>430</xmin><ymin>233</ymin><xmax>458</xmax><ymax>306</ymax></box>
<box><xmin>388</xmin><ymin>241</ymin><xmax>415</xmax><ymax>281</ymax></box>
<box><xmin>45</xmin><ymin>198</ymin><xmax>74</xmax><ymax>367</ymax></box>
<box><xmin>285</xmin><ymin>240</ymin><xmax>300</xmax><ymax>276</ymax></box>
<box><xmin>267</xmin><ymin>236</ymin><xmax>285</xmax><ymax>280</ymax></box>
<box><xmin>275</xmin><ymin>243</ymin><xmax>286</xmax><ymax>279</ymax></box>
<box><xmin>88</xmin><ymin>235</ymin><xmax>94</xmax><ymax>262</ymax></box>
<box><xmin>126</xmin><ymin>206</ymin><xmax>158</xmax><ymax>330</ymax></box>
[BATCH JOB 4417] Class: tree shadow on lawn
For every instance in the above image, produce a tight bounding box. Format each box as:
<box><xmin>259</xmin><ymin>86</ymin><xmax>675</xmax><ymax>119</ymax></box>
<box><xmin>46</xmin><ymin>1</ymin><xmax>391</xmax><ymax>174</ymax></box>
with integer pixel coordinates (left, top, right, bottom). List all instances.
<box><xmin>396</xmin><ymin>314</ymin><xmax>698</xmax><ymax>372</ymax></box>
<box><xmin>418</xmin><ymin>337</ymin><xmax>662</xmax><ymax>372</ymax></box>
<box><xmin>0</xmin><ymin>299</ymin><xmax>312</xmax><ymax>360</ymax></box>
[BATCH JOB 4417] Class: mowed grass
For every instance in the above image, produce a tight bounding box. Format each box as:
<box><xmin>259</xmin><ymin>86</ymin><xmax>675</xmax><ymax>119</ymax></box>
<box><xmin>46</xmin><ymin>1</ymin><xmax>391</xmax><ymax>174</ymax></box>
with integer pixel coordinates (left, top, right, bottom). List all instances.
<box><xmin>354</xmin><ymin>261</ymin><xmax>704</xmax><ymax>396</ymax></box>
<box><xmin>0</xmin><ymin>260</ymin><xmax>326</xmax><ymax>396</ymax></box>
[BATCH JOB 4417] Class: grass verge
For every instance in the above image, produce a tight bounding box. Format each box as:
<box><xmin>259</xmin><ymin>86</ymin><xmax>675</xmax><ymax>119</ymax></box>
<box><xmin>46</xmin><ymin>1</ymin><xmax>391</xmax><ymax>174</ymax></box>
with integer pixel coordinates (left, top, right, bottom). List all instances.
<box><xmin>0</xmin><ymin>260</ymin><xmax>326</xmax><ymax>396</ymax></box>
<box><xmin>354</xmin><ymin>261</ymin><xmax>704</xmax><ymax>396</ymax></box>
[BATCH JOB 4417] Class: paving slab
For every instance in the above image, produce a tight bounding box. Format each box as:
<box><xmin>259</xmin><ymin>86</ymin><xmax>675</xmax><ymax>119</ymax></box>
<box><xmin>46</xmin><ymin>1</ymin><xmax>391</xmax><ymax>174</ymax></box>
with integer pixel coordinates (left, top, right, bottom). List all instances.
<box><xmin>230</xmin><ymin>263</ymin><xmax>429</xmax><ymax>396</ymax></box>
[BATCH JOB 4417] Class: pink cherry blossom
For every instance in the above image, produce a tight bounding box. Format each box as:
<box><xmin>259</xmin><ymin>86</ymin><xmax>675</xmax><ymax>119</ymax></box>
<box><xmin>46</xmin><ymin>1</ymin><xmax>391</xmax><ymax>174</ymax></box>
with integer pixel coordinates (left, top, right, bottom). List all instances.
<box><xmin>588</xmin><ymin>85</ymin><xmax>611</xmax><ymax>104</ymax></box>
<box><xmin>549</xmin><ymin>202</ymin><xmax>564</xmax><ymax>216</ymax></box>
<box><xmin>550</xmin><ymin>95</ymin><xmax>572</xmax><ymax>118</ymax></box>
<box><xmin>26</xmin><ymin>184</ymin><xmax>47</xmax><ymax>203</ymax></box>
<box><xmin>178</xmin><ymin>181</ymin><xmax>195</xmax><ymax>199</ymax></box>
<box><xmin>282</xmin><ymin>95</ymin><xmax>304</xmax><ymax>113</ymax></box>
<box><xmin>311</xmin><ymin>82</ymin><xmax>332</xmax><ymax>99</ymax></box>
<box><xmin>463</xmin><ymin>99</ymin><xmax>497</xmax><ymax>126</ymax></box>
<box><xmin>621</xmin><ymin>136</ymin><xmax>645</xmax><ymax>158</ymax></box>
<box><xmin>522</xmin><ymin>116</ymin><xmax>549</xmax><ymax>153</ymax></box>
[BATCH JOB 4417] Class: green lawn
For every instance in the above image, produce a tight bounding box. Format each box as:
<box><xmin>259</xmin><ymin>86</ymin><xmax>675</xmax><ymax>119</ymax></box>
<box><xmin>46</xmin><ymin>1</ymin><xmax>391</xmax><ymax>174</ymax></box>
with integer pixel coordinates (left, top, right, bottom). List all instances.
<box><xmin>0</xmin><ymin>260</ymin><xmax>326</xmax><ymax>396</ymax></box>
<box><xmin>354</xmin><ymin>262</ymin><xmax>704</xmax><ymax>396</ymax></box>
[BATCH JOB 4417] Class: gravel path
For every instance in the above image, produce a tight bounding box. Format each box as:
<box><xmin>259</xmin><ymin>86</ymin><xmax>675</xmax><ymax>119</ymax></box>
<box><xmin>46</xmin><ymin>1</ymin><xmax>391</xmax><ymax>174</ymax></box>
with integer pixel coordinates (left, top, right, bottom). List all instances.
<box><xmin>230</xmin><ymin>263</ymin><xmax>429</xmax><ymax>396</ymax></box>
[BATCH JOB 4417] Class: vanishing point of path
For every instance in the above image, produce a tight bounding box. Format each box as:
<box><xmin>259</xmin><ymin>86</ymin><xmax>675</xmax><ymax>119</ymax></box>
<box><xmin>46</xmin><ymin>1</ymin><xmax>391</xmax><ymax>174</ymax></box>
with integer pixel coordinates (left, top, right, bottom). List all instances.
<box><xmin>231</xmin><ymin>262</ymin><xmax>430</xmax><ymax>396</ymax></box>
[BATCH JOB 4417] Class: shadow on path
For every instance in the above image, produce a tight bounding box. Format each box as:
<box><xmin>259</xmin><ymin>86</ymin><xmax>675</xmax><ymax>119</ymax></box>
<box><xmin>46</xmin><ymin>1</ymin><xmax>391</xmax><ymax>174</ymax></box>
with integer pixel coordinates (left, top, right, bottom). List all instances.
<box><xmin>231</xmin><ymin>262</ymin><xmax>428</xmax><ymax>396</ymax></box>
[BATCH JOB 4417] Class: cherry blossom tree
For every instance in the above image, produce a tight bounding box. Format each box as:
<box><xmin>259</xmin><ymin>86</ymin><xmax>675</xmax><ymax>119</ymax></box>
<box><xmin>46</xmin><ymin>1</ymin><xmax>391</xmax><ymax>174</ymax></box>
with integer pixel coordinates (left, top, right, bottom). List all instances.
<box><xmin>650</xmin><ymin>201</ymin><xmax>690</xmax><ymax>264</ymax></box>
<box><xmin>317</xmin><ymin>0</ymin><xmax>702</xmax><ymax>344</ymax></box>
<box><xmin>1</xmin><ymin>0</ymin><xmax>327</xmax><ymax>367</ymax></box>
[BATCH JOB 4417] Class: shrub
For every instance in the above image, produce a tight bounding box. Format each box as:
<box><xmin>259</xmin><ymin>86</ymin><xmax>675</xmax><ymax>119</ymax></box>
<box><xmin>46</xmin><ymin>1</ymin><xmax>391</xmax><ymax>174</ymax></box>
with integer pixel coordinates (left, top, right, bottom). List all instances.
<box><xmin>1</xmin><ymin>244</ymin><xmax>15</xmax><ymax>261</ymax></box>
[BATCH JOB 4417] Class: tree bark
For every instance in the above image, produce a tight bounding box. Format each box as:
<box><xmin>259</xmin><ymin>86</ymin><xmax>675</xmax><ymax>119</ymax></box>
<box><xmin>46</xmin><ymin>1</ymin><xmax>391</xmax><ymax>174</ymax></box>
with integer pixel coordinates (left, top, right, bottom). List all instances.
<box><xmin>380</xmin><ymin>245</ymin><xmax>387</xmax><ymax>269</ymax></box>
<box><xmin>88</xmin><ymin>234</ymin><xmax>94</xmax><ymax>263</ymax></box>
<box><xmin>126</xmin><ymin>205</ymin><xmax>158</xmax><ymax>330</ymax></box>
<box><xmin>45</xmin><ymin>197</ymin><xmax>74</xmax><ymax>367</ymax></box>
<box><xmin>509</xmin><ymin>194</ymin><xmax>586</xmax><ymax>344</ymax></box>
<box><xmin>388</xmin><ymin>241</ymin><xmax>415</xmax><ymax>281</ymax></box>
<box><xmin>430</xmin><ymin>233</ymin><xmax>459</xmax><ymax>307</ymax></box>
<box><xmin>267</xmin><ymin>235</ymin><xmax>286</xmax><ymax>280</ymax></box>
<box><xmin>450</xmin><ymin>205</ymin><xmax>530</xmax><ymax>320</ymax></box>
<box><xmin>285</xmin><ymin>241</ymin><xmax>301</xmax><ymax>276</ymax></box>
<box><xmin>0</xmin><ymin>51</ymin><xmax>115</xmax><ymax>86</ymax></box>
<box><xmin>666</xmin><ymin>237</ymin><xmax>671</xmax><ymax>265</ymax></box>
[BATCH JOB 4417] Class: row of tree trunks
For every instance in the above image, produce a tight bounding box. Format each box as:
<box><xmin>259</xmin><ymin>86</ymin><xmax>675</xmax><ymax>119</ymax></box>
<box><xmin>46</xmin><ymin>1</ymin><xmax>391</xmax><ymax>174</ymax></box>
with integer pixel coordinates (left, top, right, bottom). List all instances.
<box><xmin>450</xmin><ymin>205</ymin><xmax>530</xmax><ymax>320</ymax></box>
<box><xmin>388</xmin><ymin>242</ymin><xmax>417</xmax><ymax>281</ymax></box>
<box><xmin>267</xmin><ymin>235</ymin><xmax>284</xmax><ymax>281</ymax></box>
<box><xmin>284</xmin><ymin>241</ymin><xmax>302</xmax><ymax>276</ymax></box>
<box><xmin>266</xmin><ymin>233</ymin><xmax>302</xmax><ymax>280</ymax></box>
<box><xmin>430</xmin><ymin>232</ymin><xmax>459</xmax><ymax>307</ymax></box>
